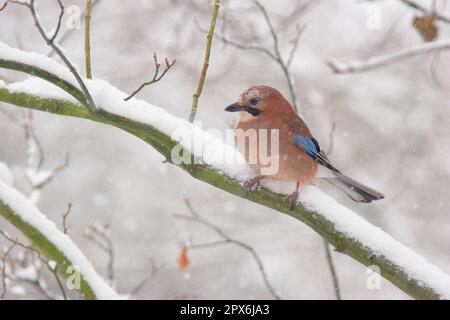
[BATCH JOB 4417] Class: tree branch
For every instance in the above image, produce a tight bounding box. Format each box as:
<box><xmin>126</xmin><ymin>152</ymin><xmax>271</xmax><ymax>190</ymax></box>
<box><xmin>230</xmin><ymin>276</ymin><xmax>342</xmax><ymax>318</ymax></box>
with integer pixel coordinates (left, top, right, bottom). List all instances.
<box><xmin>0</xmin><ymin>58</ymin><xmax>90</xmax><ymax>108</ymax></box>
<box><xmin>327</xmin><ymin>39</ymin><xmax>450</xmax><ymax>73</ymax></box>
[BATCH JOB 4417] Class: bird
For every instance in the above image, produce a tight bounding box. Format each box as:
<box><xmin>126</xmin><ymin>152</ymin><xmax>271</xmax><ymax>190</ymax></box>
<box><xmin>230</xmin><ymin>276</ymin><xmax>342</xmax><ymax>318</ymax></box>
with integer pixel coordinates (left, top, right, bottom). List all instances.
<box><xmin>224</xmin><ymin>85</ymin><xmax>384</xmax><ymax>209</ymax></box>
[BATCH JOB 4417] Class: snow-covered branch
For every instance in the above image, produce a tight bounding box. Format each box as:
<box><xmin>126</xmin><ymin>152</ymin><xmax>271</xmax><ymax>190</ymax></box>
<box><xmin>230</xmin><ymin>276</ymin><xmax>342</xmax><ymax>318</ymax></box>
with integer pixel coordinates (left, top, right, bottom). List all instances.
<box><xmin>0</xmin><ymin>179</ymin><xmax>119</xmax><ymax>300</ymax></box>
<box><xmin>327</xmin><ymin>39</ymin><xmax>450</xmax><ymax>74</ymax></box>
<box><xmin>1</xmin><ymin>42</ymin><xmax>450</xmax><ymax>299</ymax></box>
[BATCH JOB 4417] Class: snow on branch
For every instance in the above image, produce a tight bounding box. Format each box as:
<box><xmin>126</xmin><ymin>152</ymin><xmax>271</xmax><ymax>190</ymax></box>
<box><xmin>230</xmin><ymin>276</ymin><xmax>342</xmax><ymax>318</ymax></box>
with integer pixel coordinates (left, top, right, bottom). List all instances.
<box><xmin>0</xmin><ymin>180</ymin><xmax>120</xmax><ymax>300</ymax></box>
<box><xmin>327</xmin><ymin>39</ymin><xmax>450</xmax><ymax>74</ymax></box>
<box><xmin>1</xmin><ymin>42</ymin><xmax>450</xmax><ymax>299</ymax></box>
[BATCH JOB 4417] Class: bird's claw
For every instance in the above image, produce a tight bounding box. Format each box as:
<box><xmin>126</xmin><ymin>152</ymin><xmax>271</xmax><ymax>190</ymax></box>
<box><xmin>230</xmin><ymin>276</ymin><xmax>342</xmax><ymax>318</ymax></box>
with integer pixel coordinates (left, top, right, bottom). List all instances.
<box><xmin>286</xmin><ymin>191</ymin><xmax>299</xmax><ymax>210</ymax></box>
<box><xmin>243</xmin><ymin>177</ymin><xmax>261</xmax><ymax>192</ymax></box>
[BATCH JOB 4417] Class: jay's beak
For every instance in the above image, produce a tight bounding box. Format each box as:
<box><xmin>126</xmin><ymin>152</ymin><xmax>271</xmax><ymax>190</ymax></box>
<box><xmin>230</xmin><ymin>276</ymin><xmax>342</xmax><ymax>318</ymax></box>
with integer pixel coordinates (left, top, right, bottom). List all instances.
<box><xmin>225</xmin><ymin>102</ymin><xmax>245</xmax><ymax>112</ymax></box>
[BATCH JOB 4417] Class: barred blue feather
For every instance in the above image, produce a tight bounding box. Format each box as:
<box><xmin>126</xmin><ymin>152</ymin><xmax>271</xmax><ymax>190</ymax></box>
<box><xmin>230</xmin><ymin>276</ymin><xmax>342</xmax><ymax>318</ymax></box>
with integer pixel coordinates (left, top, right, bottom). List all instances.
<box><xmin>293</xmin><ymin>135</ymin><xmax>318</xmax><ymax>157</ymax></box>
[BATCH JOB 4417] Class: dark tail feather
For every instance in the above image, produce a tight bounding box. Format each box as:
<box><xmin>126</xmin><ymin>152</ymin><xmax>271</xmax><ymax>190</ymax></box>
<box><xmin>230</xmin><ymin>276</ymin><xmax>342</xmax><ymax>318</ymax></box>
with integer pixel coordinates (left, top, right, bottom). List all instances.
<box><xmin>321</xmin><ymin>172</ymin><xmax>384</xmax><ymax>203</ymax></box>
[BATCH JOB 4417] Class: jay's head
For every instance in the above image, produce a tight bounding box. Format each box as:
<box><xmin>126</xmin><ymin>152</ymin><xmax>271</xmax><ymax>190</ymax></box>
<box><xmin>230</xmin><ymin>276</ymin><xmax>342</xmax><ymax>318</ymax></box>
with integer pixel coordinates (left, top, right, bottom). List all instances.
<box><xmin>225</xmin><ymin>85</ymin><xmax>292</xmax><ymax>117</ymax></box>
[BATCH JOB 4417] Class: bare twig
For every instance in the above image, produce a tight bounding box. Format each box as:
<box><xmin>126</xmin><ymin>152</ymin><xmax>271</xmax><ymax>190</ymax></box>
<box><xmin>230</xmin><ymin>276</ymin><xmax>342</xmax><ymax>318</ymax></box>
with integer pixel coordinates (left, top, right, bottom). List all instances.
<box><xmin>327</xmin><ymin>39</ymin><xmax>450</xmax><ymax>73</ymax></box>
<box><xmin>215</xmin><ymin>33</ymin><xmax>276</xmax><ymax>59</ymax></box>
<box><xmin>24</xmin><ymin>111</ymin><xmax>45</xmax><ymax>170</ymax></box>
<box><xmin>367</xmin><ymin>0</ymin><xmax>450</xmax><ymax>23</ymax></box>
<box><xmin>85</xmin><ymin>0</ymin><xmax>92</xmax><ymax>79</ymax></box>
<box><xmin>84</xmin><ymin>223</ymin><xmax>114</xmax><ymax>283</ymax></box>
<box><xmin>47</xmin><ymin>260</ymin><xmax>67</xmax><ymax>300</ymax></box>
<box><xmin>129</xmin><ymin>258</ymin><xmax>163</xmax><ymax>296</ymax></box>
<box><xmin>174</xmin><ymin>199</ymin><xmax>281</xmax><ymax>300</ymax></box>
<box><xmin>397</xmin><ymin>0</ymin><xmax>450</xmax><ymax>24</ymax></box>
<box><xmin>1</xmin><ymin>241</ymin><xmax>16</xmax><ymax>299</ymax></box>
<box><xmin>30</xmin><ymin>152</ymin><xmax>70</xmax><ymax>190</ymax></box>
<box><xmin>287</xmin><ymin>24</ymin><xmax>306</xmax><ymax>67</ymax></box>
<box><xmin>1</xmin><ymin>110</ymin><xmax>70</xmax><ymax>198</ymax></box>
<box><xmin>8</xmin><ymin>0</ymin><xmax>96</xmax><ymax>111</ymax></box>
<box><xmin>48</xmin><ymin>0</ymin><xmax>103</xmax><ymax>57</ymax></box>
<box><xmin>216</xmin><ymin>0</ymin><xmax>303</xmax><ymax>111</ymax></box>
<box><xmin>323</xmin><ymin>239</ymin><xmax>341</xmax><ymax>300</ymax></box>
<box><xmin>0</xmin><ymin>1</ymin><xmax>7</xmax><ymax>12</ymax></box>
<box><xmin>277</xmin><ymin>0</ymin><xmax>321</xmax><ymax>32</ymax></box>
<box><xmin>326</xmin><ymin>120</ymin><xmax>337</xmax><ymax>156</ymax></box>
<box><xmin>48</xmin><ymin>0</ymin><xmax>64</xmax><ymax>43</ymax></box>
<box><xmin>321</xmin><ymin>117</ymin><xmax>342</xmax><ymax>300</ymax></box>
<box><xmin>0</xmin><ymin>230</ymin><xmax>66</xmax><ymax>300</ymax></box>
<box><xmin>124</xmin><ymin>53</ymin><xmax>176</xmax><ymax>101</ymax></box>
<box><xmin>188</xmin><ymin>0</ymin><xmax>220</xmax><ymax>122</ymax></box>
<box><xmin>62</xmin><ymin>203</ymin><xmax>72</xmax><ymax>234</ymax></box>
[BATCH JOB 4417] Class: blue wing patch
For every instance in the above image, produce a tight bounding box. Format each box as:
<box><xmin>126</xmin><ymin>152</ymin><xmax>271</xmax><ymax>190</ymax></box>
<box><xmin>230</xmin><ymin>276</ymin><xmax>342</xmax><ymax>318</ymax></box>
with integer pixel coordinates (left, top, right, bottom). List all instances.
<box><xmin>293</xmin><ymin>135</ymin><xmax>319</xmax><ymax>157</ymax></box>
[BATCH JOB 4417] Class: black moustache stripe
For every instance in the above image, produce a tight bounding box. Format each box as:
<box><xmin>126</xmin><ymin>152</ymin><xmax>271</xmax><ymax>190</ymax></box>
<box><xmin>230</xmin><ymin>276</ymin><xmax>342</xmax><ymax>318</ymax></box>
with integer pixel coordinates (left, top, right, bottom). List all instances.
<box><xmin>246</xmin><ymin>106</ymin><xmax>262</xmax><ymax>116</ymax></box>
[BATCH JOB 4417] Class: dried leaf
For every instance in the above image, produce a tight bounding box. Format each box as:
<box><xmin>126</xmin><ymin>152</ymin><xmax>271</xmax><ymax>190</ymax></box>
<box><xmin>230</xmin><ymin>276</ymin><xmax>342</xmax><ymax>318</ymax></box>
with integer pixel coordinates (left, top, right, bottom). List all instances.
<box><xmin>178</xmin><ymin>246</ymin><xmax>189</xmax><ymax>270</ymax></box>
<box><xmin>413</xmin><ymin>14</ymin><xmax>439</xmax><ymax>42</ymax></box>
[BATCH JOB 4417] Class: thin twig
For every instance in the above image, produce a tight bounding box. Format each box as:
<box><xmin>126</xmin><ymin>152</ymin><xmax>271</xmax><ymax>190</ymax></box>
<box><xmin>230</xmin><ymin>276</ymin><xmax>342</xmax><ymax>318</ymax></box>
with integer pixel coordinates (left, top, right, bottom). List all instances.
<box><xmin>62</xmin><ymin>203</ymin><xmax>72</xmax><ymax>234</ymax></box>
<box><xmin>327</xmin><ymin>39</ymin><xmax>450</xmax><ymax>73</ymax></box>
<box><xmin>24</xmin><ymin>111</ymin><xmax>45</xmax><ymax>170</ymax></box>
<box><xmin>287</xmin><ymin>24</ymin><xmax>306</xmax><ymax>67</ymax></box>
<box><xmin>85</xmin><ymin>0</ymin><xmax>92</xmax><ymax>79</ymax></box>
<box><xmin>215</xmin><ymin>33</ymin><xmax>276</xmax><ymax>59</ymax></box>
<box><xmin>0</xmin><ymin>1</ymin><xmax>7</xmax><ymax>12</ymax></box>
<box><xmin>31</xmin><ymin>152</ymin><xmax>70</xmax><ymax>190</ymax></box>
<box><xmin>323</xmin><ymin>239</ymin><xmax>341</xmax><ymax>300</ymax></box>
<box><xmin>216</xmin><ymin>0</ymin><xmax>303</xmax><ymax>111</ymax></box>
<box><xmin>48</xmin><ymin>0</ymin><xmax>103</xmax><ymax>57</ymax></box>
<box><xmin>124</xmin><ymin>53</ymin><xmax>176</xmax><ymax>101</ymax></box>
<box><xmin>253</xmin><ymin>0</ymin><xmax>300</xmax><ymax>111</ymax></box>
<box><xmin>397</xmin><ymin>0</ymin><xmax>450</xmax><ymax>24</ymax></box>
<box><xmin>1</xmin><ymin>242</ymin><xmax>16</xmax><ymax>299</ymax></box>
<box><xmin>188</xmin><ymin>0</ymin><xmax>220</xmax><ymax>122</ymax></box>
<box><xmin>277</xmin><ymin>0</ymin><xmax>321</xmax><ymax>32</ymax></box>
<box><xmin>175</xmin><ymin>199</ymin><xmax>281</xmax><ymax>300</ymax></box>
<box><xmin>45</xmin><ymin>260</ymin><xmax>67</xmax><ymax>300</ymax></box>
<box><xmin>48</xmin><ymin>0</ymin><xmax>64</xmax><ymax>43</ymax></box>
<box><xmin>3</xmin><ymin>110</ymin><xmax>70</xmax><ymax>195</ymax></box>
<box><xmin>84</xmin><ymin>223</ymin><xmax>114</xmax><ymax>283</ymax></box>
<box><xmin>8</xmin><ymin>0</ymin><xmax>97</xmax><ymax>111</ymax></box>
<box><xmin>326</xmin><ymin>120</ymin><xmax>336</xmax><ymax>156</ymax></box>
<box><xmin>322</xmin><ymin>117</ymin><xmax>342</xmax><ymax>300</ymax></box>
<box><xmin>129</xmin><ymin>258</ymin><xmax>163</xmax><ymax>296</ymax></box>
<box><xmin>0</xmin><ymin>230</ymin><xmax>66</xmax><ymax>299</ymax></box>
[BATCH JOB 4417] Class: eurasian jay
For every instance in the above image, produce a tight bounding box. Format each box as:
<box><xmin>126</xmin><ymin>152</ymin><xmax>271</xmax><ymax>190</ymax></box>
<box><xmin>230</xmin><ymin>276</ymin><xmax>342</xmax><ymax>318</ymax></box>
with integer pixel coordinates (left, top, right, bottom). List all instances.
<box><xmin>225</xmin><ymin>85</ymin><xmax>384</xmax><ymax>208</ymax></box>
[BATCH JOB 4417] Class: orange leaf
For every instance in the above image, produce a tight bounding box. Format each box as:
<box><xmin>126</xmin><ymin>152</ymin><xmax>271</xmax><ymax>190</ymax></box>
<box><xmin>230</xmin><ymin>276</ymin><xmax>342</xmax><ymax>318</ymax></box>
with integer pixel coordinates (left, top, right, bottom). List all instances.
<box><xmin>178</xmin><ymin>246</ymin><xmax>189</xmax><ymax>270</ymax></box>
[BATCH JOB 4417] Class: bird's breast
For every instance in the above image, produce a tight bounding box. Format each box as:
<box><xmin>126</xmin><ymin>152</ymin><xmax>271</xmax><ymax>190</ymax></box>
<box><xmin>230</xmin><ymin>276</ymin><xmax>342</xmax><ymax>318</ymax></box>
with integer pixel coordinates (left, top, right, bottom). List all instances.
<box><xmin>234</xmin><ymin>120</ymin><xmax>317</xmax><ymax>184</ymax></box>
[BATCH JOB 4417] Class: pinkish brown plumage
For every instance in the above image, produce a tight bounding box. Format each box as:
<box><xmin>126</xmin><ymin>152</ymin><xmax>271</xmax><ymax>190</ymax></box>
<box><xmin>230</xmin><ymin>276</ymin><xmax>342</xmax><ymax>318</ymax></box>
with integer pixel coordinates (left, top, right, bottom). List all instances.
<box><xmin>225</xmin><ymin>85</ymin><xmax>384</xmax><ymax>208</ymax></box>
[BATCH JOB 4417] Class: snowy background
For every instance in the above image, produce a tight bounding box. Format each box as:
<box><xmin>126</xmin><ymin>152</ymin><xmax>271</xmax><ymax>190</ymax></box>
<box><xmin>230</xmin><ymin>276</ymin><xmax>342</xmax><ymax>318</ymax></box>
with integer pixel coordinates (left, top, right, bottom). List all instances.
<box><xmin>1</xmin><ymin>0</ymin><xmax>450</xmax><ymax>299</ymax></box>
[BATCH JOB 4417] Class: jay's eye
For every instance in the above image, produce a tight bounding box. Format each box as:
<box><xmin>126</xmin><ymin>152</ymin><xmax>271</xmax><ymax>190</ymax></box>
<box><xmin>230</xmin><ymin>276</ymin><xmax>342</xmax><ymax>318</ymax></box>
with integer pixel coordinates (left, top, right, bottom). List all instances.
<box><xmin>249</xmin><ymin>97</ymin><xmax>261</xmax><ymax>106</ymax></box>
